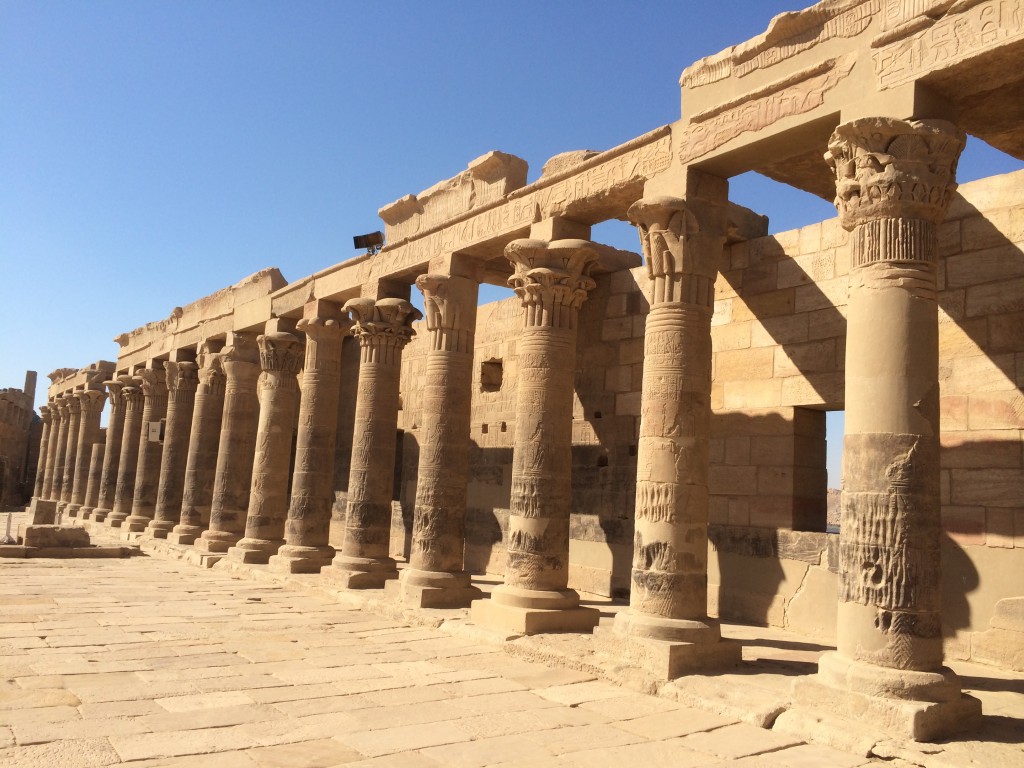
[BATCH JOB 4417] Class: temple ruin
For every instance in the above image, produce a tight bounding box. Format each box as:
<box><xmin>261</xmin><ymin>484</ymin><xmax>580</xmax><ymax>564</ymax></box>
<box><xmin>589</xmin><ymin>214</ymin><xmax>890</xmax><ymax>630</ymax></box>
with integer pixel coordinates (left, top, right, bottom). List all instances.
<box><xmin>25</xmin><ymin>0</ymin><xmax>1024</xmax><ymax>745</ymax></box>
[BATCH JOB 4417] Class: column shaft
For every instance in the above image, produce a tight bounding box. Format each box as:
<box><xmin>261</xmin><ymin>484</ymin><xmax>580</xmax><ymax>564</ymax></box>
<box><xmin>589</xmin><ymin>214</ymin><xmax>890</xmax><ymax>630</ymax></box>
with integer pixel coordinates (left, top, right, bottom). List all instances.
<box><xmin>323</xmin><ymin>297</ymin><xmax>418</xmax><ymax>587</ymax></box>
<box><xmin>80</xmin><ymin>442</ymin><xmax>105</xmax><ymax>519</ymax></box>
<box><xmin>228</xmin><ymin>324</ymin><xmax>303</xmax><ymax>563</ymax></box>
<box><xmin>91</xmin><ymin>380</ymin><xmax>126</xmax><ymax>523</ymax></box>
<box><xmin>147</xmin><ymin>361</ymin><xmax>198</xmax><ymax>538</ymax></box>
<box><xmin>269</xmin><ymin>313</ymin><xmax>348</xmax><ymax>574</ymax></box>
<box><xmin>31</xmin><ymin>406</ymin><xmax>51</xmax><ymax>499</ymax></box>
<box><xmin>170</xmin><ymin>347</ymin><xmax>226</xmax><ymax>545</ymax></box>
<box><xmin>107</xmin><ymin>382</ymin><xmax>145</xmax><ymax>527</ymax></box>
<box><xmin>394</xmin><ymin>274</ymin><xmax>482</xmax><ymax>607</ymax></box>
<box><xmin>471</xmin><ymin>238</ymin><xmax>600</xmax><ymax>635</ymax></box>
<box><xmin>195</xmin><ymin>336</ymin><xmax>260</xmax><ymax>553</ymax></box>
<box><xmin>787</xmin><ymin>117</ymin><xmax>979</xmax><ymax>743</ymax></box>
<box><xmin>67</xmin><ymin>390</ymin><xmax>106</xmax><ymax>517</ymax></box>
<box><xmin>125</xmin><ymin>366</ymin><xmax>168</xmax><ymax>531</ymax></box>
<box><xmin>58</xmin><ymin>395</ymin><xmax>82</xmax><ymax>508</ymax></box>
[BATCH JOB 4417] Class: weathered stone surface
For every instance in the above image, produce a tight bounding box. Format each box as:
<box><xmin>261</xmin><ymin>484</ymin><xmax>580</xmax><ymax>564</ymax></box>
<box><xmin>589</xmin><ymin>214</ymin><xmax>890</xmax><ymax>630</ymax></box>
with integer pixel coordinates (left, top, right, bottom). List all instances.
<box><xmin>22</xmin><ymin>525</ymin><xmax>90</xmax><ymax>549</ymax></box>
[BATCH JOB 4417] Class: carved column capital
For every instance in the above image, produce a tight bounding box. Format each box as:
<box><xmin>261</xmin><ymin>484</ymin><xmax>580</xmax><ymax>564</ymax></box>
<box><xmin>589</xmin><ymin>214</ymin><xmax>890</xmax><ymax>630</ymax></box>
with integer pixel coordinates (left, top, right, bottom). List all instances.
<box><xmin>121</xmin><ymin>383</ymin><xmax>145</xmax><ymax>412</ymax></box>
<box><xmin>75</xmin><ymin>389</ymin><xmax>107</xmax><ymax>415</ymax></box>
<box><xmin>138</xmin><ymin>366</ymin><xmax>167</xmax><ymax>397</ymax></box>
<box><xmin>104</xmin><ymin>379</ymin><xmax>126</xmax><ymax>410</ymax></box>
<box><xmin>827</xmin><ymin>117</ymin><xmax>965</xmax><ymax>230</ymax></box>
<box><xmin>220</xmin><ymin>334</ymin><xmax>261</xmax><ymax>384</ymax></box>
<box><xmin>506</xmin><ymin>238</ymin><xmax>599</xmax><ymax>327</ymax></box>
<box><xmin>344</xmin><ymin>297</ymin><xmax>420</xmax><ymax>350</ymax></box>
<box><xmin>65</xmin><ymin>394</ymin><xmax>82</xmax><ymax>416</ymax></box>
<box><xmin>164</xmin><ymin>360</ymin><xmax>199</xmax><ymax>396</ymax></box>
<box><xmin>415</xmin><ymin>273</ymin><xmax>477</xmax><ymax>354</ymax></box>
<box><xmin>40</xmin><ymin>405</ymin><xmax>52</xmax><ymax>424</ymax></box>
<box><xmin>197</xmin><ymin>353</ymin><xmax>226</xmax><ymax>395</ymax></box>
<box><xmin>257</xmin><ymin>331</ymin><xmax>305</xmax><ymax>374</ymax></box>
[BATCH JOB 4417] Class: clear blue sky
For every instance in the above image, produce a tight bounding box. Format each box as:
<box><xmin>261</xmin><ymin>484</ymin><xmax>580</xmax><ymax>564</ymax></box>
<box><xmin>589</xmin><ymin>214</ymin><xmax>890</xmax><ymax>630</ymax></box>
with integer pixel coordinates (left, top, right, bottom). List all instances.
<box><xmin>2</xmin><ymin>2</ymin><xmax>1021</xmax><ymax>489</ymax></box>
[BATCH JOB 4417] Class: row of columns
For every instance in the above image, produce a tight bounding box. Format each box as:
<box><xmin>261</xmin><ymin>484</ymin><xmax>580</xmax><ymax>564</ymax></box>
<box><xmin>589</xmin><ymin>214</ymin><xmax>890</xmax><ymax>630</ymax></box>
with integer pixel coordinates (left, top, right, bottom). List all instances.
<box><xmin>30</xmin><ymin>116</ymin><xmax>975</xmax><ymax>741</ymax></box>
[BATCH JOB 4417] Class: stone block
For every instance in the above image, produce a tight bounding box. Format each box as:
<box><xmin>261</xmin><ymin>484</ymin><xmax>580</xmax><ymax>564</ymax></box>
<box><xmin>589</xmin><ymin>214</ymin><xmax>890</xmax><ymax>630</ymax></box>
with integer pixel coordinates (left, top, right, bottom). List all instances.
<box><xmin>750</xmin><ymin>315</ymin><xmax>808</xmax><ymax>347</ymax></box>
<box><xmin>793</xmin><ymin>276</ymin><xmax>848</xmax><ymax>314</ymax></box>
<box><xmin>773</xmin><ymin>339</ymin><xmax>837</xmax><ymax>377</ymax></box>
<box><xmin>730</xmin><ymin>288</ymin><xmax>796</xmax><ymax>322</ymax></box>
<box><xmin>805</xmin><ymin>306</ymin><xmax>846</xmax><ymax>341</ymax></box>
<box><xmin>756</xmin><ymin>466</ymin><xmax>793</xmax><ymax>496</ymax></box>
<box><xmin>940</xmin><ymin>430</ymin><xmax>1021</xmax><ymax>468</ymax></box>
<box><xmin>711</xmin><ymin>321</ymin><xmax>751</xmax><ymax>351</ymax></box>
<box><xmin>942</xmin><ymin>506</ymin><xmax>986</xmax><ymax>547</ymax></box>
<box><xmin>716</xmin><ymin>347</ymin><xmax>774</xmax><ymax>380</ymax></box>
<box><xmin>23</xmin><ymin>526</ymin><xmax>90</xmax><ymax>549</ymax></box>
<box><xmin>469</xmin><ymin>598</ymin><xmax>599</xmax><ymax>636</ymax></box>
<box><xmin>966</xmin><ymin>276</ymin><xmax>1024</xmax><ymax>317</ymax></box>
<box><xmin>989</xmin><ymin>310</ymin><xmax>1024</xmax><ymax>353</ymax></box>
<box><xmin>986</xmin><ymin>508</ymin><xmax>1016</xmax><ymax>548</ymax></box>
<box><xmin>951</xmin><ymin>468</ymin><xmax>1024</xmax><ymax>508</ymax></box>
<box><xmin>28</xmin><ymin>499</ymin><xmax>57</xmax><ymax>525</ymax></box>
<box><xmin>593</xmin><ymin>626</ymin><xmax>741</xmax><ymax>680</ymax></box>
<box><xmin>722</xmin><ymin>379</ymin><xmax>782</xmax><ymax>410</ymax></box>
<box><xmin>709</xmin><ymin>465</ymin><xmax>757</xmax><ymax>496</ymax></box>
<box><xmin>950</xmin><ymin>353</ymin><xmax>1016</xmax><ymax>395</ymax></box>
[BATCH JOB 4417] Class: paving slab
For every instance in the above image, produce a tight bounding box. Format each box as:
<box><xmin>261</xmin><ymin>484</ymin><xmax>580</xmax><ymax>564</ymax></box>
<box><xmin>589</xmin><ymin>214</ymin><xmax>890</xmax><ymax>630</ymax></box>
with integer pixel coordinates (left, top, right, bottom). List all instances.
<box><xmin>4</xmin><ymin>527</ymin><xmax>1020</xmax><ymax>768</ymax></box>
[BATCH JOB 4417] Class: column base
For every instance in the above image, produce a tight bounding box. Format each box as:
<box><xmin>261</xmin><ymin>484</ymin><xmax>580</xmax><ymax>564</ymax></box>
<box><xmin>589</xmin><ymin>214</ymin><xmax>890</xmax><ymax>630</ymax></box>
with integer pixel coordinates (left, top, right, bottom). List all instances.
<box><xmin>786</xmin><ymin>651</ymin><xmax>982</xmax><ymax>742</ymax></box>
<box><xmin>79</xmin><ymin>506</ymin><xmax>94</xmax><ymax>520</ymax></box>
<box><xmin>144</xmin><ymin>520</ymin><xmax>176</xmax><ymax>539</ymax></box>
<box><xmin>593</xmin><ymin>611</ymin><xmax>741</xmax><ymax>680</ymax></box>
<box><xmin>55</xmin><ymin>502</ymin><xmax>69</xmax><ymax>522</ymax></box>
<box><xmin>194</xmin><ymin>530</ymin><xmax>241</xmax><ymax>553</ymax></box>
<box><xmin>268</xmin><ymin>544</ymin><xmax>335</xmax><ymax>574</ymax></box>
<box><xmin>385</xmin><ymin>568</ymin><xmax>483</xmax><ymax>609</ymax></box>
<box><xmin>225</xmin><ymin>537</ymin><xmax>283</xmax><ymax>565</ymax></box>
<box><xmin>167</xmin><ymin>525</ymin><xmax>203</xmax><ymax>545</ymax></box>
<box><xmin>29</xmin><ymin>498</ymin><xmax>57</xmax><ymax>525</ymax></box>
<box><xmin>470</xmin><ymin>585</ymin><xmax>600</xmax><ymax>636</ymax></box>
<box><xmin>65</xmin><ymin>504</ymin><xmax>82</xmax><ymax>519</ymax></box>
<box><xmin>322</xmin><ymin>554</ymin><xmax>398</xmax><ymax>589</ymax></box>
<box><xmin>123</xmin><ymin>515</ymin><xmax>153</xmax><ymax>533</ymax></box>
<box><xmin>91</xmin><ymin>507</ymin><xmax>110</xmax><ymax>523</ymax></box>
<box><xmin>105</xmin><ymin>512</ymin><xmax>128</xmax><ymax>528</ymax></box>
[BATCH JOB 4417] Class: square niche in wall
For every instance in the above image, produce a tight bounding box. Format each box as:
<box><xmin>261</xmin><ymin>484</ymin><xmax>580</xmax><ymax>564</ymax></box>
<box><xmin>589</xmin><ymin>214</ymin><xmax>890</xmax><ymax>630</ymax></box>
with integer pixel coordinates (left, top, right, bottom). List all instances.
<box><xmin>480</xmin><ymin>359</ymin><xmax>503</xmax><ymax>392</ymax></box>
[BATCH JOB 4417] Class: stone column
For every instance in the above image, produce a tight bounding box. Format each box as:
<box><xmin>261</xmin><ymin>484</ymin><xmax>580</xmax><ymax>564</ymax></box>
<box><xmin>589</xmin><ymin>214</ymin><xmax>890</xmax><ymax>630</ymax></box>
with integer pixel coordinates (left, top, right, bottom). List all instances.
<box><xmin>195</xmin><ymin>335</ymin><xmax>260</xmax><ymax>553</ymax></box>
<box><xmin>42</xmin><ymin>399</ymin><xmax>67</xmax><ymax>501</ymax></box>
<box><xmin>67</xmin><ymin>389</ymin><xmax>106</xmax><ymax>518</ymax></box>
<box><xmin>169</xmin><ymin>344</ymin><xmax>226</xmax><ymax>545</ymax></box>
<box><xmin>146</xmin><ymin>360</ymin><xmax>199</xmax><ymax>538</ymax></box>
<box><xmin>470</xmin><ymin>239</ymin><xmax>601</xmax><ymax>634</ymax></box>
<box><xmin>79</xmin><ymin>441</ymin><xmax>105</xmax><ymax>520</ymax></box>
<box><xmin>390</xmin><ymin>274</ymin><xmax>482</xmax><ymax>608</ymax></box>
<box><xmin>599</xmin><ymin>187</ymin><xmax>741</xmax><ymax>676</ymax></box>
<box><xmin>91</xmin><ymin>380</ymin><xmax>126</xmax><ymax>523</ymax></box>
<box><xmin>228</xmin><ymin>321</ymin><xmax>304</xmax><ymax>563</ymax></box>
<box><xmin>124</xmin><ymin>366</ymin><xmax>168</xmax><ymax>532</ymax></box>
<box><xmin>31</xmin><ymin>405</ymin><xmax>52</xmax><ymax>499</ymax></box>
<box><xmin>269</xmin><ymin>308</ymin><xmax>350</xmax><ymax>574</ymax></box>
<box><xmin>788</xmin><ymin>118</ymin><xmax>979</xmax><ymax>741</ymax></box>
<box><xmin>106</xmin><ymin>379</ymin><xmax>145</xmax><ymax>528</ymax></box>
<box><xmin>322</xmin><ymin>297</ymin><xmax>418</xmax><ymax>587</ymax></box>
<box><xmin>57</xmin><ymin>394</ymin><xmax>82</xmax><ymax>514</ymax></box>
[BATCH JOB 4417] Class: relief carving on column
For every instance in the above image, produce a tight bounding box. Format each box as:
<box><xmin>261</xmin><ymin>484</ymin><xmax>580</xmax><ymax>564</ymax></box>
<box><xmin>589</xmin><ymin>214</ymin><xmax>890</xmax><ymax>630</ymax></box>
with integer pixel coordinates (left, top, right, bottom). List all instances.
<box><xmin>826</xmin><ymin>117</ymin><xmax>965</xmax><ymax>232</ymax></box>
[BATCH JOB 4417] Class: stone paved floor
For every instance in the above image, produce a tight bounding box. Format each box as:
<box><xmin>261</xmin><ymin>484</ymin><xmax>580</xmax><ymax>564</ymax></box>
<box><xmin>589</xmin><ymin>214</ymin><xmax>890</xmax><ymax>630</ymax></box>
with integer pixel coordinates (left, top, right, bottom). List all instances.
<box><xmin>1</xmin><ymin>510</ymin><xmax>1021</xmax><ymax>767</ymax></box>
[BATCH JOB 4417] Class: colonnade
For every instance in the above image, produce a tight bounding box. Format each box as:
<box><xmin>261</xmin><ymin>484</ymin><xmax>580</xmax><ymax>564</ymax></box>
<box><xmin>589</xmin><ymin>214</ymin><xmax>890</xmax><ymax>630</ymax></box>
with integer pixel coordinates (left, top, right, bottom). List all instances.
<box><xmin>29</xmin><ymin>116</ymin><xmax>976</xmax><ymax>740</ymax></box>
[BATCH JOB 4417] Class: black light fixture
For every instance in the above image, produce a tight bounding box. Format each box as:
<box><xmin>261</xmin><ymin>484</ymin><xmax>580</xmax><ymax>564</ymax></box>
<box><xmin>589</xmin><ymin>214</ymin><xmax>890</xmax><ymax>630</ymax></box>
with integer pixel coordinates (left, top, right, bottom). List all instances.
<box><xmin>353</xmin><ymin>231</ymin><xmax>384</xmax><ymax>255</ymax></box>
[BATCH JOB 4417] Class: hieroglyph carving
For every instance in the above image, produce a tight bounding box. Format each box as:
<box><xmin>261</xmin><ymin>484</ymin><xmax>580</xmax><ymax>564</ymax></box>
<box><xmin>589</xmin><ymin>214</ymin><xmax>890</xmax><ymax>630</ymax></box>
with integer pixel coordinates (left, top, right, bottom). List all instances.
<box><xmin>873</xmin><ymin>0</ymin><xmax>1024</xmax><ymax>86</ymax></box>
<box><xmin>681</xmin><ymin>1</ymin><xmax>875</xmax><ymax>89</ymax></box>
<box><xmin>679</xmin><ymin>55</ymin><xmax>856</xmax><ymax>165</ymax></box>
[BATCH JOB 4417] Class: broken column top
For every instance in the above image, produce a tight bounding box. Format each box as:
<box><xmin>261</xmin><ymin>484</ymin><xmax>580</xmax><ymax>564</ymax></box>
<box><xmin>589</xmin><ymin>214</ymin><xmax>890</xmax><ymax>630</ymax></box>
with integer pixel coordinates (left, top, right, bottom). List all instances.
<box><xmin>378</xmin><ymin>151</ymin><xmax>528</xmax><ymax>246</ymax></box>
